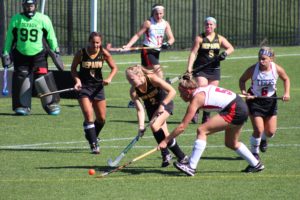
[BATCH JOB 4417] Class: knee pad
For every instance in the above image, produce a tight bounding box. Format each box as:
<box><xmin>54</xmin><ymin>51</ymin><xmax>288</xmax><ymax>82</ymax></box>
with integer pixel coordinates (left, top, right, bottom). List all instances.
<box><xmin>34</xmin><ymin>72</ymin><xmax>61</xmax><ymax>115</ymax></box>
<box><xmin>12</xmin><ymin>69</ymin><xmax>33</xmax><ymax>110</ymax></box>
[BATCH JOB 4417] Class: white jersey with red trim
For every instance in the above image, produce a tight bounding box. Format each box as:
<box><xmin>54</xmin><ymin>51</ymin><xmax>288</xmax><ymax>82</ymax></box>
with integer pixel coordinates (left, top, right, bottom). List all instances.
<box><xmin>250</xmin><ymin>62</ymin><xmax>278</xmax><ymax>97</ymax></box>
<box><xmin>193</xmin><ymin>85</ymin><xmax>236</xmax><ymax>112</ymax></box>
<box><xmin>143</xmin><ymin>17</ymin><xmax>167</xmax><ymax>49</ymax></box>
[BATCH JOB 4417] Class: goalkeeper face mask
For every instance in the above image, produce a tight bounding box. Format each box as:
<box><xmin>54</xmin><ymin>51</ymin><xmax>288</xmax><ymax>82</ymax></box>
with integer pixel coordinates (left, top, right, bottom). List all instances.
<box><xmin>22</xmin><ymin>0</ymin><xmax>37</xmax><ymax>18</ymax></box>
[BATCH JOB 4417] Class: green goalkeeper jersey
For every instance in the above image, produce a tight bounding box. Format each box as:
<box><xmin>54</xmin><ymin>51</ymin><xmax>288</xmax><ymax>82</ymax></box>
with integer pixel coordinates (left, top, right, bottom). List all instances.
<box><xmin>3</xmin><ymin>12</ymin><xmax>58</xmax><ymax>56</ymax></box>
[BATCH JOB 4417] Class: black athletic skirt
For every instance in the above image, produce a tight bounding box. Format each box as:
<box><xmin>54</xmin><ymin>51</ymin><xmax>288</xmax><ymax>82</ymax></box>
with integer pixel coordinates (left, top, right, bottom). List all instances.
<box><xmin>78</xmin><ymin>84</ymin><xmax>105</xmax><ymax>101</ymax></box>
<box><xmin>246</xmin><ymin>93</ymin><xmax>278</xmax><ymax>117</ymax></box>
<box><xmin>219</xmin><ymin>95</ymin><xmax>249</xmax><ymax>125</ymax></box>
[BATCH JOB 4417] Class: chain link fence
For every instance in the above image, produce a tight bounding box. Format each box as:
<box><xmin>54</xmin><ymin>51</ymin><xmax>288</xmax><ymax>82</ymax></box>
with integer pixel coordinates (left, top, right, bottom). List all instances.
<box><xmin>1</xmin><ymin>0</ymin><xmax>300</xmax><ymax>55</ymax></box>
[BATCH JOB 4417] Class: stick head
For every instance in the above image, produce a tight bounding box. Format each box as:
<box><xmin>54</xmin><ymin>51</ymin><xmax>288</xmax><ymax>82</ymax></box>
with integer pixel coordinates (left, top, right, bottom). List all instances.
<box><xmin>2</xmin><ymin>89</ymin><xmax>8</xmax><ymax>96</ymax></box>
<box><xmin>107</xmin><ymin>158</ymin><xmax>117</xmax><ymax>167</ymax></box>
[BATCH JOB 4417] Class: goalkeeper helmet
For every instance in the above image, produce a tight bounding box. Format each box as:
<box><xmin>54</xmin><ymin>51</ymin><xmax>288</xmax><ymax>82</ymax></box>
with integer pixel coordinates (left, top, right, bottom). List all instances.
<box><xmin>22</xmin><ymin>0</ymin><xmax>37</xmax><ymax>18</ymax></box>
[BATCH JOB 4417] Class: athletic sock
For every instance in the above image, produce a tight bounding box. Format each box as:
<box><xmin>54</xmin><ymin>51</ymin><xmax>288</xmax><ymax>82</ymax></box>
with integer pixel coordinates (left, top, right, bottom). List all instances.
<box><xmin>201</xmin><ymin>111</ymin><xmax>210</xmax><ymax>124</ymax></box>
<box><xmin>153</xmin><ymin>128</ymin><xmax>170</xmax><ymax>156</ymax></box>
<box><xmin>94</xmin><ymin>120</ymin><xmax>105</xmax><ymax>137</ymax></box>
<box><xmin>167</xmin><ymin>139</ymin><xmax>185</xmax><ymax>160</ymax></box>
<box><xmin>189</xmin><ymin>139</ymin><xmax>206</xmax><ymax>169</ymax></box>
<box><xmin>250</xmin><ymin>135</ymin><xmax>261</xmax><ymax>154</ymax></box>
<box><xmin>261</xmin><ymin>132</ymin><xmax>267</xmax><ymax>141</ymax></box>
<box><xmin>235</xmin><ymin>142</ymin><xmax>259</xmax><ymax>166</ymax></box>
<box><xmin>83</xmin><ymin>122</ymin><xmax>97</xmax><ymax>145</ymax></box>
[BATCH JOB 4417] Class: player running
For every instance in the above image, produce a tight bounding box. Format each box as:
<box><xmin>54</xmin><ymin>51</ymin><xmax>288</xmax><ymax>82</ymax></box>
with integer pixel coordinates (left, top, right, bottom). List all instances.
<box><xmin>71</xmin><ymin>32</ymin><xmax>118</xmax><ymax>154</ymax></box>
<box><xmin>239</xmin><ymin>46</ymin><xmax>290</xmax><ymax>161</ymax></box>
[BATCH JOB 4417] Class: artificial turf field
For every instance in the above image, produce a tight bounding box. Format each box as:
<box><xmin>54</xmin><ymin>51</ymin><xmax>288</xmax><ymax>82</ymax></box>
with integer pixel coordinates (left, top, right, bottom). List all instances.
<box><xmin>0</xmin><ymin>46</ymin><xmax>299</xmax><ymax>199</ymax></box>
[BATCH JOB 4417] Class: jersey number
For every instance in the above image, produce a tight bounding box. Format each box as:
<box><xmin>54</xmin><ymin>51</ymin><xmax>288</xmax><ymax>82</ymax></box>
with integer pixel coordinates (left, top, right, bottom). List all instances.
<box><xmin>261</xmin><ymin>87</ymin><xmax>268</xmax><ymax>96</ymax></box>
<box><xmin>215</xmin><ymin>87</ymin><xmax>232</xmax><ymax>95</ymax></box>
<box><xmin>20</xmin><ymin>28</ymin><xmax>38</xmax><ymax>42</ymax></box>
<box><xmin>156</xmin><ymin>36</ymin><xmax>163</xmax><ymax>46</ymax></box>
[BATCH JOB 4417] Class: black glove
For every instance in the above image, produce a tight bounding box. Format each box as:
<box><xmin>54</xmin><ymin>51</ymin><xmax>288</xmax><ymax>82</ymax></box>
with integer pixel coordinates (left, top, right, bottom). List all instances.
<box><xmin>48</xmin><ymin>49</ymin><xmax>64</xmax><ymax>71</ymax></box>
<box><xmin>1</xmin><ymin>54</ymin><xmax>12</xmax><ymax>68</ymax></box>
<box><xmin>218</xmin><ymin>52</ymin><xmax>228</xmax><ymax>61</ymax></box>
<box><xmin>138</xmin><ymin>128</ymin><xmax>146</xmax><ymax>138</ymax></box>
<box><xmin>161</xmin><ymin>42</ymin><xmax>170</xmax><ymax>49</ymax></box>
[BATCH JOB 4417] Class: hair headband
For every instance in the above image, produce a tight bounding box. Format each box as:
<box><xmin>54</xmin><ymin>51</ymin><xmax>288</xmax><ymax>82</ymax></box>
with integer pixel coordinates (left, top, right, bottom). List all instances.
<box><xmin>259</xmin><ymin>49</ymin><xmax>273</xmax><ymax>57</ymax></box>
<box><xmin>205</xmin><ymin>17</ymin><xmax>217</xmax><ymax>24</ymax></box>
<box><xmin>152</xmin><ymin>5</ymin><xmax>164</xmax><ymax>11</ymax></box>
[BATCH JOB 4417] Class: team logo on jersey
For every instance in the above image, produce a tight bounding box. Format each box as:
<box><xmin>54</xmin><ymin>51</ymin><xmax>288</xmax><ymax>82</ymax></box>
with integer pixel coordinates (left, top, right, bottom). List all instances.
<box><xmin>257</xmin><ymin>79</ymin><xmax>275</xmax><ymax>86</ymax></box>
<box><xmin>82</xmin><ymin>61</ymin><xmax>103</xmax><ymax>69</ymax></box>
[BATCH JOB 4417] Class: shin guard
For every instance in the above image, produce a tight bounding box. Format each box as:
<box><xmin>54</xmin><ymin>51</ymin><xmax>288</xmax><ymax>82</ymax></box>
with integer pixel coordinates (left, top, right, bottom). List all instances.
<box><xmin>202</xmin><ymin>111</ymin><xmax>211</xmax><ymax>124</ymax></box>
<box><xmin>167</xmin><ymin>139</ymin><xmax>185</xmax><ymax>160</ymax></box>
<box><xmin>35</xmin><ymin>72</ymin><xmax>60</xmax><ymax>115</ymax></box>
<box><xmin>94</xmin><ymin>120</ymin><xmax>105</xmax><ymax>138</ymax></box>
<box><xmin>83</xmin><ymin>122</ymin><xmax>98</xmax><ymax>145</ymax></box>
<box><xmin>12</xmin><ymin>69</ymin><xmax>33</xmax><ymax>111</ymax></box>
<box><xmin>153</xmin><ymin>128</ymin><xmax>170</xmax><ymax>156</ymax></box>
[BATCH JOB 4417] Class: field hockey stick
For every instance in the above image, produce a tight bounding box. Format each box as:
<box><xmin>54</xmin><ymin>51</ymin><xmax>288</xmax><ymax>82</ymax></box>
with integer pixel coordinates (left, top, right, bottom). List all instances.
<box><xmin>168</xmin><ymin>58</ymin><xmax>220</xmax><ymax>84</ymax></box>
<box><xmin>97</xmin><ymin>148</ymin><xmax>157</xmax><ymax>178</ymax></box>
<box><xmin>107</xmin><ymin>115</ymin><xmax>158</xmax><ymax>167</ymax></box>
<box><xmin>2</xmin><ymin>66</ymin><xmax>9</xmax><ymax>96</ymax></box>
<box><xmin>38</xmin><ymin>87</ymin><xmax>76</xmax><ymax>98</ymax></box>
<box><xmin>239</xmin><ymin>94</ymin><xmax>284</xmax><ymax>100</ymax></box>
<box><xmin>106</xmin><ymin>43</ymin><xmax>160</xmax><ymax>52</ymax></box>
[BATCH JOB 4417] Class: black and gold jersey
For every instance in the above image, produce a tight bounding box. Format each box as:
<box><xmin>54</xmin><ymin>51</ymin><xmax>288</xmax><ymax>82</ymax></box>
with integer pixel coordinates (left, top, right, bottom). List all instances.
<box><xmin>193</xmin><ymin>33</ymin><xmax>221</xmax><ymax>69</ymax></box>
<box><xmin>135</xmin><ymin>76</ymin><xmax>166</xmax><ymax>109</ymax></box>
<box><xmin>79</xmin><ymin>47</ymin><xmax>105</xmax><ymax>86</ymax></box>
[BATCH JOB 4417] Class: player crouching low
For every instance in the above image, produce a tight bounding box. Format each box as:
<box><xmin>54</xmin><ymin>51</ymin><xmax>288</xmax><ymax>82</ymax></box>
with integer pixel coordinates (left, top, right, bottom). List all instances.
<box><xmin>157</xmin><ymin>76</ymin><xmax>264</xmax><ymax>176</ymax></box>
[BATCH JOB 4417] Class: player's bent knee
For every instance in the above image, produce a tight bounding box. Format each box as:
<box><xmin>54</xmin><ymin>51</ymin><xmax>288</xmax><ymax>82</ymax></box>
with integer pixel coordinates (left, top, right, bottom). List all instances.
<box><xmin>224</xmin><ymin>141</ymin><xmax>238</xmax><ymax>150</ymax></box>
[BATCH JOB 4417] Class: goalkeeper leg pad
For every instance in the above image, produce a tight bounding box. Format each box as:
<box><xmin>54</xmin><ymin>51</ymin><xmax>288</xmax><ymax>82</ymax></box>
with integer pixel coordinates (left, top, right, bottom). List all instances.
<box><xmin>35</xmin><ymin>72</ymin><xmax>60</xmax><ymax>115</ymax></box>
<box><xmin>12</xmin><ymin>69</ymin><xmax>33</xmax><ymax>112</ymax></box>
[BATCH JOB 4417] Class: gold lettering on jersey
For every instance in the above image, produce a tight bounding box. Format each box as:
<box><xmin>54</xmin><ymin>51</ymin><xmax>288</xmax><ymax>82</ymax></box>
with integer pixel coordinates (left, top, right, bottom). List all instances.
<box><xmin>140</xmin><ymin>89</ymin><xmax>158</xmax><ymax>100</ymax></box>
<box><xmin>21</xmin><ymin>23</ymin><xmax>38</xmax><ymax>28</ymax></box>
<box><xmin>82</xmin><ymin>61</ymin><xmax>103</xmax><ymax>69</ymax></box>
<box><xmin>201</xmin><ymin>43</ymin><xmax>220</xmax><ymax>50</ymax></box>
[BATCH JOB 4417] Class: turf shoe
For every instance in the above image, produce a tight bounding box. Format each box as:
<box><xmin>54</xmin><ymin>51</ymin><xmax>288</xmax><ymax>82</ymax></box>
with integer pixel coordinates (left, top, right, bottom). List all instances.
<box><xmin>90</xmin><ymin>143</ymin><xmax>100</xmax><ymax>154</ymax></box>
<box><xmin>260</xmin><ymin>140</ymin><xmax>268</xmax><ymax>152</ymax></box>
<box><xmin>14</xmin><ymin>107</ymin><xmax>30</xmax><ymax>115</ymax></box>
<box><xmin>242</xmin><ymin>161</ymin><xmax>265</xmax><ymax>173</ymax></box>
<box><xmin>173</xmin><ymin>161</ymin><xmax>196</xmax><ymax>176</ymax></box>
<box><xmin>161</xmin><ymin>153</ymin><xmax>172</xmax><ymax>167</ymax></box>
<box><xmin>46</xmin><ymin>103</ymin><xmax>61</xmax><ymax>115</ymax></box>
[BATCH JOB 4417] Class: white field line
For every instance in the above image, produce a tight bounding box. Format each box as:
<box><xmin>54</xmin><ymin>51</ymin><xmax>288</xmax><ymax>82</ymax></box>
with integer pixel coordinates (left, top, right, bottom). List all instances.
<box><xmin>45</xmin><ymin>53</ymin><xmax>300</xmax><ymax>68</ymax></box>
<box><xmin>1</xmin><ymin>126</ymin><xmax>300</xmax><ymax>149</ymax></box>
<box><xmin>112</xmin><ymin>53</ymin><xmax>300</xmax><ymax>65</ymax></box>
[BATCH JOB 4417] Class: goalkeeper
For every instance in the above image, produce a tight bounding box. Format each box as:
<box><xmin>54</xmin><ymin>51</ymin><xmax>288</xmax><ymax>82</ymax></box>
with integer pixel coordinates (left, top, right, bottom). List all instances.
<box><xmin>1</xmin><ymin>0</ymin><xmax>63</xmax><ymax>115</ymax></box>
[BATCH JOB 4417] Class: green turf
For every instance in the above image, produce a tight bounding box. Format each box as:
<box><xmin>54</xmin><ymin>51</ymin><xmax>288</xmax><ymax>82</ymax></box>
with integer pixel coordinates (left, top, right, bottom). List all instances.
<box><xmin>1</xmin><ymin>46</ymin><xmax>300</xmax><ymax>199</ymax></box>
